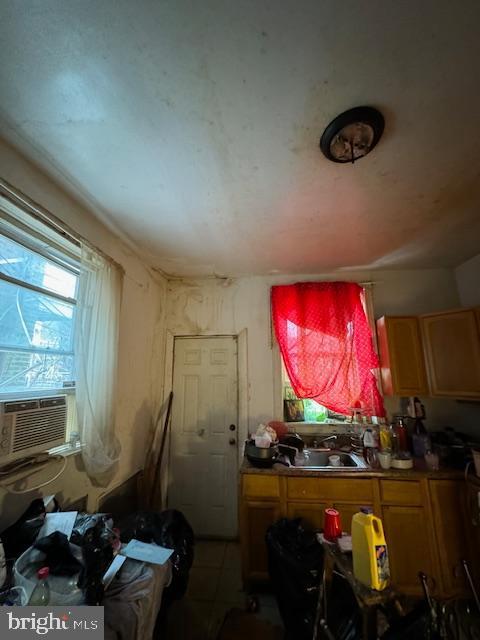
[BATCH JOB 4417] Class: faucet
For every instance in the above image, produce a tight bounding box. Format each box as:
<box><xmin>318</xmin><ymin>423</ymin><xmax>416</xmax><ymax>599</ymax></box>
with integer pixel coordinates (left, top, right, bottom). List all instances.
<box><xmin>320</xmin><ymin>435</ymin><xmax>337</xmax><ymax>449</ymax></box>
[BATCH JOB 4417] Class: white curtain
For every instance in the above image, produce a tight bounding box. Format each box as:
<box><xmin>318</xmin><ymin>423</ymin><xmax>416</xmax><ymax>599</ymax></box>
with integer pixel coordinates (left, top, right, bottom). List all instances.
<box><xmin>75</xmin><ymin>244</ymin><xmax>123</xmax><ymax>486</ymax></box>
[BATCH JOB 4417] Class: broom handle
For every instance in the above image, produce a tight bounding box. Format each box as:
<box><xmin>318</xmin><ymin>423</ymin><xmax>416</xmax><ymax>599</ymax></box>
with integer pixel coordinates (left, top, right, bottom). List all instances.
<box><xmin>150</xmin><ymin>391</ymin><xmax>174</xmax><ymax>507</ymax></box>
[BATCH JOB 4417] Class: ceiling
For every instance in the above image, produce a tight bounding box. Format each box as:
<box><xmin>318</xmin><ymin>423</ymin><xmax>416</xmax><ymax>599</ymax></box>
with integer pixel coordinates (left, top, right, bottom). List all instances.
<box><xmin>1</xmin><ymin>0</ymin><xmax>480</xmax><ymax>277</ymax></box>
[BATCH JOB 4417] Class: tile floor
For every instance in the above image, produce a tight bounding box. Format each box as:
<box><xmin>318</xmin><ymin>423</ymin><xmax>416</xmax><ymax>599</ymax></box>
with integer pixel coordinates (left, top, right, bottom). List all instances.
<box><xmin>164</xmin><ymin>540</ymin><xmax>283</xmax><ymax>640</ymax></box>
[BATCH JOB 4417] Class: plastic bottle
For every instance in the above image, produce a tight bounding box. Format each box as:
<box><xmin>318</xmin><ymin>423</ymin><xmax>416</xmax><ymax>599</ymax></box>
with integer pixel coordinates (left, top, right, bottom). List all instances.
<box><xmin>352</xmin><ymin>508</ymin><xmax>390</xmax><ymax>590</ymax></box>
<box><xmin>412</xmin><ymin>418</ymin><xmax>431</xmax><ymax>457</ymax></box>
<box><xmin>379</xmin><ymin>422</ymin><xmax>392</xmax><ymax>452</ymax></box>
<box><xmin>28</xmin><ymin>566</ymin><xmax>50</xmax><ymax>605</ymax></box>
<box><xmin>393</xmin><ymin>417</ymin><xmax>408</xmax><ymax>453</ymax></box>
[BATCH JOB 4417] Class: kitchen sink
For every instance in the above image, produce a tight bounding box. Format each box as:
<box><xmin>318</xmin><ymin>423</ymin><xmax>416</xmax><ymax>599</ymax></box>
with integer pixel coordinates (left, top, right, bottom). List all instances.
<box><xmin>294</xmin><ymin>448</ymin><xmax>368</xmax><ymax>470</ymax></box>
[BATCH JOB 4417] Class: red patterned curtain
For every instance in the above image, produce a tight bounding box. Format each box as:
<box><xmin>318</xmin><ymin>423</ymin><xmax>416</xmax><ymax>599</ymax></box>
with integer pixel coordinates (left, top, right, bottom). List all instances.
<box><xmin>271</xmin><ymin>282</ymin><xmax>385</xmax><ymax>417</ymax></box>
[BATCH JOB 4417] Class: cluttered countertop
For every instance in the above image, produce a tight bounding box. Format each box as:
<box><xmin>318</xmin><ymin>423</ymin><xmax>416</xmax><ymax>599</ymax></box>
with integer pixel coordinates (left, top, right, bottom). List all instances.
<box><xmin>240</xmin><ymin>455</ymin><xmax>465</xmax><ymax>479</ymax></box>
<box><xmin>241</xmin><ymin>413</ymin><xmax>477</xmax><ymax>481</ymax></box>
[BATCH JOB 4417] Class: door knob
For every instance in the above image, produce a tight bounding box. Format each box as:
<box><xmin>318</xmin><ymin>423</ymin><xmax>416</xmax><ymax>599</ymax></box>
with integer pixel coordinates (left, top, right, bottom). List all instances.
<box><xmin>198</xmin><ymin>428</ymin><xmax>205</xmax><ymax>437</ymax></box>
<box><xmin>229</xmin><ymin>438</ymin><xmax>236</xmax><ymax>445</ymax></box>
<box><xmin>229</xmin><ymin>424</ymin><xmax>236</xmax><ymax>431</ymax></box>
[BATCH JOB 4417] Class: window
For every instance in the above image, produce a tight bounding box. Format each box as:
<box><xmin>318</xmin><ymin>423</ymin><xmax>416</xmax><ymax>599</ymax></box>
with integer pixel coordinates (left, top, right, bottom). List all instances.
<box><xmin>282</xmin><ymin>364</ymin><xmax>341</xmax><ymax>423</ymax></box>
<box><xmin>272</xmin><ymin>281</ymin><xmax>385</xmax><ymax>418</ymax></box>
<box><xmin>279</xmin><ymin>284</ymin><xmax>379</xmax><ymax>423</ymax></box>
<box><xmin>0</xmin><ymin>185</ymin><xmax>122</xmax><ymax>475</ymax></box>
<box><xmin>0</xmin><ymin>233</ymin><xmax>79</xmax><ymax>397</ymax></box>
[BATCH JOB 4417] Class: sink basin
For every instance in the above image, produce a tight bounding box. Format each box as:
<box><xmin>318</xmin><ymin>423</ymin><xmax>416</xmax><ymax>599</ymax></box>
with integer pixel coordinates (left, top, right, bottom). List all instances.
<box><xmin>294</xmin><ymin>448</ymin><xmax>368</xmax><ymax>470</ymax></box>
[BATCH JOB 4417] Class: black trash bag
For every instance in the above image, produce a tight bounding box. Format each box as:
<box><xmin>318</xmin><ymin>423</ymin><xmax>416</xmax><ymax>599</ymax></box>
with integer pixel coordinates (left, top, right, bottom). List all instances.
<box><xmin>155</xmin><ymin>510</ymin><xmax>194</xmax><ymax>602</ymax></box>
<box><xmin>1</xmin><ymin>499</ymin><xmax>47</xmax><ymax>559</ymax></box>
<box><xmin>266</xmin><ymin>518</ymin><xmax>324</xmax><ymax>640</ymax></box>
<box><xmin>34</xmin><ymin>531</ymin><xmax>82</xmax><ymax>576</ymax></box>
<box><xmin>71</xmin><ymin>515</ymin><xmax>115</xmax><ymax>606</ymax></box>
<box><xmin>119</xmin><ymin>511</ymin><xmax>160</xmax><ymax>545</ymax></box>
<box><xmin>119</xmin><ymin>509</ymin><xmax>194</xmax><ymax>602</ymax></box>
<box><xmin>71</xmin><ymin>513</ymin><xmax>114</xmax><ymax>543</ymax></box>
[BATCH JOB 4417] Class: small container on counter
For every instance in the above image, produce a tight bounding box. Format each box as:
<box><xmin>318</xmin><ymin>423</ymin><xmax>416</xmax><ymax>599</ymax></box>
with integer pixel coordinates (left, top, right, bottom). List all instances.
<box><xmin>377</xmin><ymin>450</ymin><xmax>392</xmax><ymax>470</ymax></box>
<box><xmin>424</xmin><ymin>450</ymin><xmax>440</xmax><ymax>471</ymax></box>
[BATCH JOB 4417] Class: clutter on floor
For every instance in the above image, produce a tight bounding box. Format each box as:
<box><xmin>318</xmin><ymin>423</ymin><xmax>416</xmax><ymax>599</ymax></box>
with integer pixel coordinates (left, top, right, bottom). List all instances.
<box><xmin>0</xmin><ymin>495</ymin><xmax>195</xmax><ymax>640</ymax></box>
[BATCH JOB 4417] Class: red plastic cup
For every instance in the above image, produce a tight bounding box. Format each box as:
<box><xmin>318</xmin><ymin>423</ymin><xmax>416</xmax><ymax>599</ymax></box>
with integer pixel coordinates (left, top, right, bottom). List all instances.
<box><xmin>324</xmin><ymin>508</ymin><xmax>342</xmax><ymax>541</ymax></box>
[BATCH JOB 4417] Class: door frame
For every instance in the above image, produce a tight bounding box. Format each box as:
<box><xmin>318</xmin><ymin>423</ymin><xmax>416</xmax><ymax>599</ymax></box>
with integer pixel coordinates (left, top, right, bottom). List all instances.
<box><xmin>161</xmin><ymin>329</ymin><xmax>248</xmax><ymax>511</ymax></box>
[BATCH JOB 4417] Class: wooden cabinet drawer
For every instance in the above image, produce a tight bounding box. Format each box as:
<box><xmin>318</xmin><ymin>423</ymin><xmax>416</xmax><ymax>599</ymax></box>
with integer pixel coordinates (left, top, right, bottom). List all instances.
<box><xmin>242</xmin><ymin>474</ymin><xmax>280</xmax><ymax>498</ymax></box>
<box><xmin>380</xmin><ymin>480</ymin><xmax>422</xmax><ymax>505</ymax></box>
<box><xmin>287</xmin><ymin>477</ymin><xmax>373</xmax><ymax>502</ymax></box>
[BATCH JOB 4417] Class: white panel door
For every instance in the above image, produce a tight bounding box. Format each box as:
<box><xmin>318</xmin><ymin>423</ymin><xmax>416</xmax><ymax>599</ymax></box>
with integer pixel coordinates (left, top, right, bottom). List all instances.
<box><xmin>168</xmin><ymin>336</ymin><xmax>238</xmax><ymax>538</ymax></box>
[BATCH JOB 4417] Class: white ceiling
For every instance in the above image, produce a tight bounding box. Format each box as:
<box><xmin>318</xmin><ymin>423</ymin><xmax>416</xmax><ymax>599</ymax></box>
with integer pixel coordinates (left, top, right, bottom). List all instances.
<box><xmin>1</xmin><ymin>0</ymin><xmax>480</xmax><ymax>277</ymax></box>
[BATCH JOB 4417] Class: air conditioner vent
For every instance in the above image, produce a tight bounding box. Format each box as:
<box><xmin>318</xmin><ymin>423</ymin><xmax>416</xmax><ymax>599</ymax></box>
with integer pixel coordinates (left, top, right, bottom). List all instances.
<box><xmin>40</xmin><ymin>397</ymin><xmax>66</xmax><ymax>409</ymax></box>
<box><xmin>0</xmin><ymin>396</ymin><xmax>68</xmax><ymax>462</ymax></box>
<box><xmin>4</xmin><ymin>400</ymin><xmax>39</xmax><ymax>413</ymax></box>
<box><xmin>12</xmin><ymin>406</ymin><xmax>67</xmax><ymax>452</ymax></box>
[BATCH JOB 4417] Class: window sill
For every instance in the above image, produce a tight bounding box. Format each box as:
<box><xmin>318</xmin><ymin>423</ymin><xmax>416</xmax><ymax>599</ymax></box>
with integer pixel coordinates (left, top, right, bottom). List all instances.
<box><xmin>48</xmin><ymin>442</ymin><xmax>84</xmax><ymax>458</ymax></box>
<box><xmin>0</xmin><ymin>388</ymin><xmax>75</xmax><ymax>402</ymax></box>
<box><xmin>285</xmin><ymin>419</ymin><xmax>347</xmax><ymax>427</ymax></box>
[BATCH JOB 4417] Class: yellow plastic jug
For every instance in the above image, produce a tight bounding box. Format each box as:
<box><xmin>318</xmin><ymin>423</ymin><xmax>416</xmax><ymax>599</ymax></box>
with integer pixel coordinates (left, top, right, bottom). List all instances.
<box><xmin>351</xmin><ymin>507</ymin><xmax>390</xmax><ymax>590</ymax></box>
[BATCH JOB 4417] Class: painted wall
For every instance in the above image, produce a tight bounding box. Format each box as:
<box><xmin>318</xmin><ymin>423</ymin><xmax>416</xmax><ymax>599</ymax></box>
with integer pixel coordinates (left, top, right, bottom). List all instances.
<box><xmin>165</xmin><ymin>268</ymin><xmax>480</xmax><ymax>444</ymax></box>
<box><xmin>0</xmin><ymin>138</ymin><xmax>168</xmax><ymax>529</ymax></box>
<box><xmin>455</xmin><ymin>254</ymin><xmax>480</xmax><ymax>307</ymax></box>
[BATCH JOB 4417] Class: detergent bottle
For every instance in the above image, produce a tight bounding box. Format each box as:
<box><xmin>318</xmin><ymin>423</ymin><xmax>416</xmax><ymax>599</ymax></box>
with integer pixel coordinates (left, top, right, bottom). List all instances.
<box><xmin>351</xmin><ymin>507</ymin><xmax>390</xmax><ymax>590</ymax></box>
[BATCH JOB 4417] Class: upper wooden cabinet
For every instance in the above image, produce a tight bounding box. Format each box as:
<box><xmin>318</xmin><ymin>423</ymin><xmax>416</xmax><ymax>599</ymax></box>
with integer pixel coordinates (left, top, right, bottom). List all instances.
<box><xmin>376</xmin><ymin>316</ymin><xmax>428</xmax><ymax>396</ymax></box>
<box><xmin>421</xmin><ymin>309</ymin><xmax>480</xmax><ymax>398</ymax></box>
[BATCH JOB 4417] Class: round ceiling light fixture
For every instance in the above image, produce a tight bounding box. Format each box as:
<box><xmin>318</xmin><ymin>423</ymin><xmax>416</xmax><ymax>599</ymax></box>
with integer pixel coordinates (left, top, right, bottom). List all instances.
<box><xmin>319</xmin><ymin>106</ymin><xmax>384</xmax><ymax>164</ymax></box>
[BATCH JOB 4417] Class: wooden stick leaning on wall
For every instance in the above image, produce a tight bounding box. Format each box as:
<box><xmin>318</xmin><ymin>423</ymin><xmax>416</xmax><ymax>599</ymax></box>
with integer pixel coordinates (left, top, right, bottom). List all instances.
<box><xmin>148</xmin><ymin>391</ymin><xmax>174</xmax><ymax>509</ymax></box>
<box><xmin>140</xmin><ymin>391</ymin><xmax>173</xmax><ymax>509</ymax></box>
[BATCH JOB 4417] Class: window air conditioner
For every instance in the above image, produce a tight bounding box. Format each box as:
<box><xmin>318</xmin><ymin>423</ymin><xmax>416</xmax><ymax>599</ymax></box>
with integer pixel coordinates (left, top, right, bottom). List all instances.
<box><xmin>0</xmin><ymin>396</ymin><xmax>67</xmax><ymax>463</ymax></box>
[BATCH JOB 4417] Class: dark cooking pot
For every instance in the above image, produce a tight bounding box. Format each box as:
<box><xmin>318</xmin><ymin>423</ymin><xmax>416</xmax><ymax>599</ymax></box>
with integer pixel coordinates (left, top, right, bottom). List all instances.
<box><xmin>244</xmin><ymin>440</ymin><xmax>295</xmax><ymax>468</ymax></box>
<box><xmin>245</xmin><ymin>440</ymin><xmax>279</xmax><ymax>467</ymax></box>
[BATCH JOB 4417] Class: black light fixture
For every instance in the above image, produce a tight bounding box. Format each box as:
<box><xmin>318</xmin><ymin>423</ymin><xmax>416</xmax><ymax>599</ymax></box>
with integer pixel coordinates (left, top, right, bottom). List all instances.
<box><xmin>320</xmin><ymin>106</ymin><xmax>384</xmax><ymax>164</ymax></box>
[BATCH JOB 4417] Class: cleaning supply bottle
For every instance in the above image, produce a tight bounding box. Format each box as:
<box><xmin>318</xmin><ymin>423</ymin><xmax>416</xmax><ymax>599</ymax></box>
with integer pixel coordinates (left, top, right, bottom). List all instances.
<box><xmin>29</xmin><ymin>566</ymin><xmax>50</xmax><ymax>605</ymax></box>
<box><xmin>352</xmin><ymin>508</ymin><xmax>390</xmax><ymax>590</ymax></box>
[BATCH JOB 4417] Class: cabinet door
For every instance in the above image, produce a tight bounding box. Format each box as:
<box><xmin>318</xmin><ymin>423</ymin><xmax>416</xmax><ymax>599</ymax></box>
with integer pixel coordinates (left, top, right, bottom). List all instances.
<box><xmin>376</xmin><ymin>316</ymin><xmax>428</xmax><ymax>395</ymax></box>
<box><xmin>382</xmin><ymin>505</ymin><xmax>437</xmax><ymax>595</ymax></box>
<box><xmin>421</xmin><ymin>310</ymin><xmax>480</xmax><ymax>397</ymax></box>
<box><xmin>241</xmin><ymin>500</ymin><xmax>281</xmax><ymax>582</ymax></box>
<box><xmin>429</xmin><ymin>480</ymin><xmax>470</xmax><ymax>595</ymax></box>
<box><xmin>287</xmin><ymin>502</ymin><xmax>328</xmax><ymax>531</ymax></box>
<box><xmin>332</xmin><ymin>503</ymin><xmax>374</xmax><ymax>534</ymax></box>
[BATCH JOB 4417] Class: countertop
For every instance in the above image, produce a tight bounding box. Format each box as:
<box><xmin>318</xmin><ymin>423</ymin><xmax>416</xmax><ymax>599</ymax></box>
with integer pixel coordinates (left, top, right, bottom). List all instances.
<box><xmin>240</xmin><ymin>456</ymin><xmax>466</xmax><ymax>480</ymax></box>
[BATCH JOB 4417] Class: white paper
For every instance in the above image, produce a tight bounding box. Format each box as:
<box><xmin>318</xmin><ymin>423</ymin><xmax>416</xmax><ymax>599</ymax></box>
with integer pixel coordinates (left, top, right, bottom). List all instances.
<box><xmin>37</xmin><ymin>511</ymin><xmax>78</xmax><ymax>540</ymax></box>
<box><xmin>121</xmin><ymin>539</ymin><xmax>174</xmax><ymax>565</ymax></box>
<box><xmin>103</xmin><ymin>554</ymin><xmax>127</xmax><ymax>589</ymax></box>
<box><xmin>43</xmin><ymin>495</ymin><xmax>56</xmax><ymax>511</ymax></box>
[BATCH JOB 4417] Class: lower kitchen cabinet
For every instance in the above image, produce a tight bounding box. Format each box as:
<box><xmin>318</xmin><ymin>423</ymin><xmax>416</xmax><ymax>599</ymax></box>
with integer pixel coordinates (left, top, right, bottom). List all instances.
<box><xmin>240</xmin><ymin>500</ymin><xmax>281</xmax><ymax>581</ymax></box>
<box><xmin>287</xmin><ymin>502</ymin><xmax>328</xmax><ymax>530</ymax></box>
<box><xmin>428</xmin><ymin>479</ymin><xmax>470</xmax><ymax>595</ymax></box>
<box><xmin>333</xmin><ymin>503</ymin><xmax>375</xmax><ymax>534</ymax></box>
<box><xmin>381</xmin><ymin>505</ymin><xmax>436</xmax><ymax>594</ymax></box>
<box><xmin>240</xmin><ymin>472</ymin><xmax>476</xmax><ymax>597</ymax></box>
